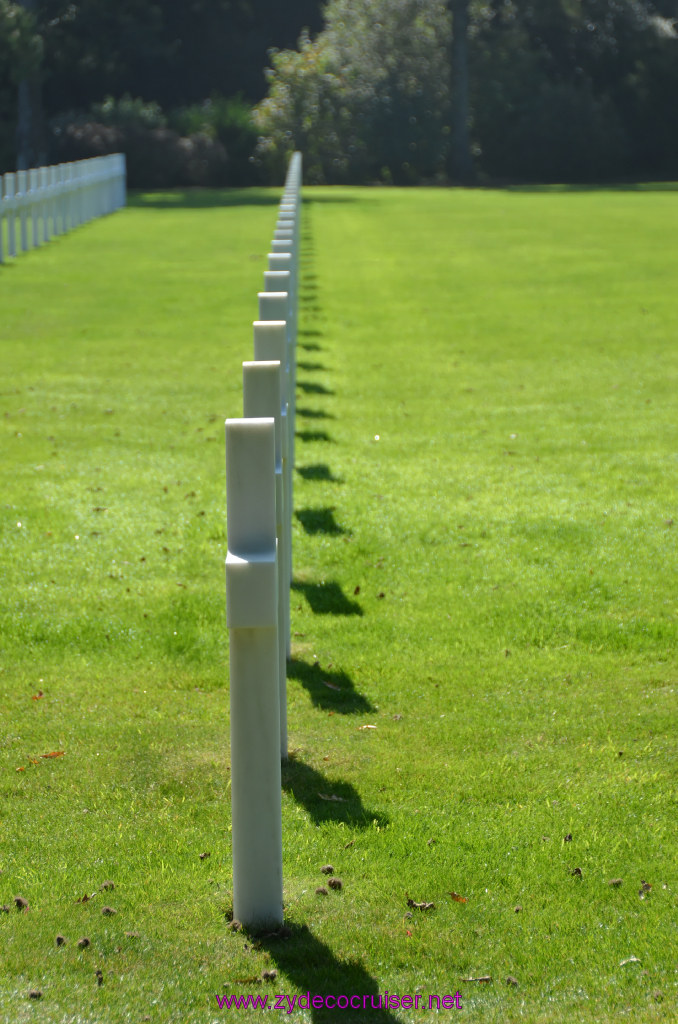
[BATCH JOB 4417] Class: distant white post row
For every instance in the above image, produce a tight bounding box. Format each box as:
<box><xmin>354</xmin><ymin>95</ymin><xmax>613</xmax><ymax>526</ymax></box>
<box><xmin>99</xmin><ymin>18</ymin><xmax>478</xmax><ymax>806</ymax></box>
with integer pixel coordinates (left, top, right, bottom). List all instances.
<box><xmin>225</xmin><ymin>152</ymin><xmax>303</xmax><ymax>930</ymax></box>
<box><xmin>0</xmin><ymin>154</ymin><xmax>126</xmax><ymax>263</ymax></box>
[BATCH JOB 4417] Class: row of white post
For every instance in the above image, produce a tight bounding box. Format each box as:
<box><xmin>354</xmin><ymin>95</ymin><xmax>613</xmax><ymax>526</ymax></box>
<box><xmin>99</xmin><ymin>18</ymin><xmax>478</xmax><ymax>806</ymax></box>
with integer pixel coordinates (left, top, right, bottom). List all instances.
<box><xmin>226</xmin><ymin>152</ymin><xmax>303</xmax><ymax>929</ymax></box>
<box><xmin>0</xmin><ymin>154</ymin><xmax>126</xmax><ymax>263</ymax></box>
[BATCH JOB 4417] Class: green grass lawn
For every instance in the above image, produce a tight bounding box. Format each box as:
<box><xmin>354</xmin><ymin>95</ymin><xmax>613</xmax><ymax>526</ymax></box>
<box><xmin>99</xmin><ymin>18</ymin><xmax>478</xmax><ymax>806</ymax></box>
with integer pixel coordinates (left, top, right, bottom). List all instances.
<box><xmin>0</xmin><ymin>184</ymin><xmax>676</xmax><ymax>1023</ymax></box>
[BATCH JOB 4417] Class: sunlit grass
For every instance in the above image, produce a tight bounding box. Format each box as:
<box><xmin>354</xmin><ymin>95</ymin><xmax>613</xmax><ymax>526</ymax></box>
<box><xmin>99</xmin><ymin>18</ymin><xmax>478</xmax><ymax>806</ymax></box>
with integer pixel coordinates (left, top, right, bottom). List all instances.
<box><xmin>1</xmin><ymin>184</ymin><xmax>677</xmax><ymax>1023</ymax></box>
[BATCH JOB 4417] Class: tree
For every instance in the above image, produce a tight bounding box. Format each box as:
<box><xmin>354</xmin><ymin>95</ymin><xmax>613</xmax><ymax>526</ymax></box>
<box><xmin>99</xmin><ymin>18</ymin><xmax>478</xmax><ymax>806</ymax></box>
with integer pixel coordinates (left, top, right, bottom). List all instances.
<box><xmin>467</xmin><ymin>0</ymin><xmax>678</xmax><ymax>181</ymax></box>
<box><xmin>449</xmin><ymin>0</ymin><xmax>474</xmax><ymax>183</ymax></box>
<box><xmin>0</xmin><ymin>0</ymin><xmax>43</xmax><ymax>168</ymax></box>
<box><xmin>255</xmin><ymin>0</ymin><xmax>452</xmax><ymax>184</ymax></box>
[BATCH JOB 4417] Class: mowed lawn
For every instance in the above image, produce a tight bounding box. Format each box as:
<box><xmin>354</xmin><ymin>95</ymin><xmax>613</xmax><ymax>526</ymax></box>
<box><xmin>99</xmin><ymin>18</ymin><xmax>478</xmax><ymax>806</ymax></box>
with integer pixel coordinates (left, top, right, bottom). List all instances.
<box><xmin>0</xmin><ymin>184</ymin><xmax>676</xmax><ymax>1024</ymax></box>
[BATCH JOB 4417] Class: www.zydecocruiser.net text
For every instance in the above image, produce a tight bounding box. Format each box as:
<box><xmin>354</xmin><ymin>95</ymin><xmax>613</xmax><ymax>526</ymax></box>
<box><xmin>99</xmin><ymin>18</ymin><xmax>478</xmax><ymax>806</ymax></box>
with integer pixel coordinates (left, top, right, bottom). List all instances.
<box><xmin>215</xmin><ymin>991</ymin><xmax>463</xmax><ymax>1012</ymax></box>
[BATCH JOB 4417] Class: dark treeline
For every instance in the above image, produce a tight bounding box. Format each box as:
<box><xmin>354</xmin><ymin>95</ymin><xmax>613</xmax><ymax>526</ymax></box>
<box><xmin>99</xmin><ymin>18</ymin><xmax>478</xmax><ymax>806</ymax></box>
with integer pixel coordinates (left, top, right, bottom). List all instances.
<box><xmin>1</xmin><ymin>0</ymin><xmax>677</xmax><ymax>186</ymax></box>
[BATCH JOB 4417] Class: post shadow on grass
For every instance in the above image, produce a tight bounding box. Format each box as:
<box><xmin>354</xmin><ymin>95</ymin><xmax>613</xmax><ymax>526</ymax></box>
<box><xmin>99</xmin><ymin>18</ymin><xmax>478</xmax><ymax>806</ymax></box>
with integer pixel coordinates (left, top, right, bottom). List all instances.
<box><xmin>292</xmin><ymin>580</ymin><xmax>363</xmax><ymax>617</ymax></box>
<box><xmin>297</xmin><ymin>361</ymin><xmax>326</xmax><ymax>372</ymax></box>
<box><xmin>298</xmin><ymin>329</ymin><xmax>324</xmax><ymax>352</ymax></box>
<box><xmin>297</xmin><ymin>407</ymin><xmax>335</xmax><ymax>421</ymax></box>
<box><xmin>296</xmin><ymin>429</ymin><xmax>334</xmax><ymax>443</ymax></box>
<box><xmin>298</xmin><ymin>380</ymin><xmax>334</xmax><ymax>396</ymax></box>
<box><xmin>287</xmin><ymin>657</ymin><xmax>375</xmax><ymax>714</ymax></box>
<box><xmin>296</xmin><ymin>463</ymin><xmax>342</xmax><ymax>483</ymax></box>
<box><xmin>296</xmin><ymin>507</ymin><xmax>347</xmax><ymax>536</ymax></box>
<box><xmin>281</xmin><ymin>755</ymin><xmax>388</xmax><ymax>828</ymax></box>
<box><xmin>255</xmin><ymin>924</ymin><xmax>400</xmax><ymax>1024</ymax></box>
<box><xmin>127</xmin><ymin>189</ymin><xmax>280</xmax><ymax>209</ymax></box>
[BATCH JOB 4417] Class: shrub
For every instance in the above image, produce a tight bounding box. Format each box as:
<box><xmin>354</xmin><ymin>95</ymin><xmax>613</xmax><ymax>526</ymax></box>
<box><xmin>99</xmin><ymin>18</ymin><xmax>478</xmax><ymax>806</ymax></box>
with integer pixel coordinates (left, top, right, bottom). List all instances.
<box><xmin>49</xmin><ymin>96</ymin><xmax>229</xmax><ymax>188</ymax></box>
<box><xmin>168</xmin><ymin>95</ymin><xmax>259</xmax><ymax>185</ymax></box>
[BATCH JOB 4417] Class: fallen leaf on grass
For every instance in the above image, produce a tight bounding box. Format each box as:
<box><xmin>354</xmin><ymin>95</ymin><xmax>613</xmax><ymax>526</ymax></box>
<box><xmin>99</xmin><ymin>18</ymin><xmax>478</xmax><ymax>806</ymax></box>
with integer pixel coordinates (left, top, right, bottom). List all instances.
<box><xmin>317</xmin><ymin>793</ymin><xmax>347</xmax><ymax>802</ymax></box>
<box><xmin>75</xmin><ymin>894</ymin><xmax>97</xmax><ymax>904</ymax></box>
<box><xmin>462</xmin><ymin>976</ymin><xmax>492</xmax><ymax>983</ymax></box>
<box><xmin>358</xmin><ymin>725</ymin><xmax>377</xmax><ymax>731</ymax></box>
<box><xmin>608</xmin><ymin>879</ymin><xmax>624</xmax><ymax>887</ymax></box>
<box><xmin>448</xmin><ymin>891</ymin><xmax>468</xmax><ymax>903</ymax></box>
<box><xmin>41</xmin><ymin>751</ymin><xmax>65</xmax><ymax>759</ymax></box>
<box><xmin>14</xmin><ymin>897</ymin><xmax>29</xmax><ymax>912</ymax></box>
<box><xmin>199</xmin><ymin>852</ymin><xmax>211</xmax><ymax>860</ymax></box>
<box><xmin>322</xmin><ymin>681</ymin><xmax>341</xmax><ymax>691</ymax></box>
<box><xmin>620</xmin><ymin>957</ymin><xmax>641</xmax><ymax>967</ymax></box>
<box><xmin>406</xmin><ymin>894</ymin><xmax>435</xmax><ymax>911</ymax></box>
<box><xmin>31</xmin><ymin>692</ymin><xmax>44</xmax><ymax>700</ymax></box>
<box><xmin>506</xmin><ymin>976</ymin><xmax>519</xmax><ymax>987</ymax></box>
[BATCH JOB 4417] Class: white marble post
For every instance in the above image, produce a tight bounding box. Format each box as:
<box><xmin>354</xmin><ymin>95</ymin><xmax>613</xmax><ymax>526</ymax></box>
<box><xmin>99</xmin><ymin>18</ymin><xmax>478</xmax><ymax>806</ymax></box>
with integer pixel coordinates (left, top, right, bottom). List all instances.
<box><xmin>253</xmin><ymin>322</ymin><xmax>291</xmax><ymax>660</ymax></box>
<box><xmin>5</xmin><ymin>174</ymin><xmax>17</xmax><ymax>258</ymax></box>
<box><xmin>52</xmin><ymin>166</ymin><xmax>62</xmax><ymax>235</ymax></box>
<box><xmin>270</xmin><ymin>238</ymin><xmax>293</xmax><ymax>254</ymax></box>
<box><xmin>242</xmin><ymin>362</ymin><xmax>288</xmax><ymax>760</ymax></box>
<box><xmin>267</xmin><ymin>251</ymin><xmax>293</xmax><ymax>275</ymax></box>
<box><xmin>40</xmin><ymin>167</ymin><xmax>51</xmax><ymax>242</ymax></box>
<box><xmin>264</xmin><ymin>271</ymin><xmax>295</xmax><ymax>386</ymax></box>
<box><xmin>258</xmin><ymin>291</ymin><xmax>295</xmax><ymax>519</ymax></box>
<box><xmin>17</xmin><ymin>171</ymin><xmax>28</xmax><ymax>252</ymax></box>
<box><xmin>28</xmin><ymin>169</ymin><xmax>39</xmax><ymax>248</ymax></box>
<box><xmin>226</xmin><ymin>417</ymin><xmax>283</xmax><ymax>929</ymax></box>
